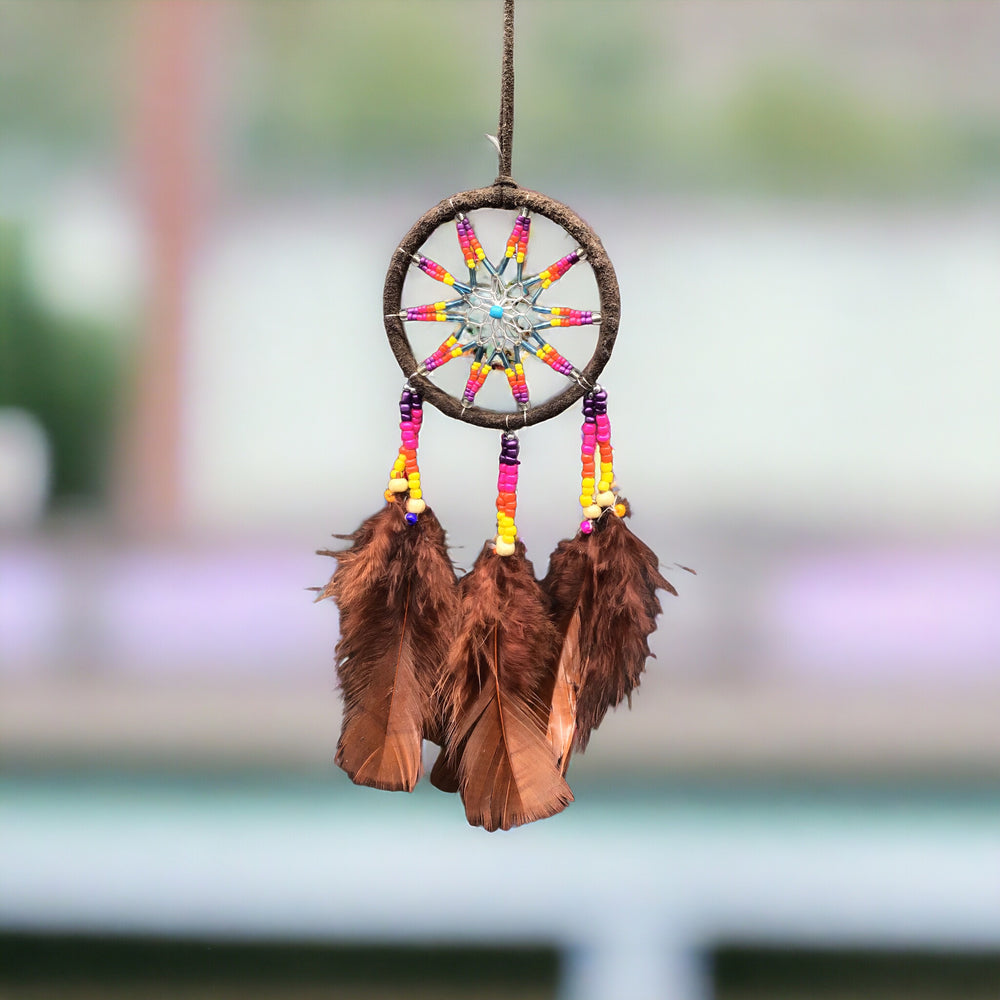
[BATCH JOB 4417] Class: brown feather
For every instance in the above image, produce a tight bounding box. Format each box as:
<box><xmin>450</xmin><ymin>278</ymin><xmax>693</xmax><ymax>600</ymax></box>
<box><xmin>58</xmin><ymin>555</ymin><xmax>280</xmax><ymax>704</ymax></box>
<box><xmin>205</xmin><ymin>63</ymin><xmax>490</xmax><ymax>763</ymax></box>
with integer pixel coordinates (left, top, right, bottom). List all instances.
<box><xmin>437</xmin><ymin>541</ymin><xmax>573</xmax><ymax>830</ymax></box>
<box><xmin>317</xmin><ymin>498</ymin><xmax>459</xmax><ymax>792</ymax></box>
<box><xmin>544</xmin><ymin>608</ymin><xmax>580</xmax><ymax>774</ymax></box>
<box><xmin>428</xmin><ymin>747</ymin><xmax>461</xmax><ymax>793</ymax></box>
<box><xmin>542</xmin><ymin>503</ymin><xmax>676</xmax><ymax>757</ymax></box>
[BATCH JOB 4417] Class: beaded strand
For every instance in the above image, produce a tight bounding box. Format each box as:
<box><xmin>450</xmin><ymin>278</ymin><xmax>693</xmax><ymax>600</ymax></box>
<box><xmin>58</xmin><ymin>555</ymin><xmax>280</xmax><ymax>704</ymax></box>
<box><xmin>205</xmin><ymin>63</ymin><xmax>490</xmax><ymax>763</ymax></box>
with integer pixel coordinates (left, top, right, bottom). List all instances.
<box><xmin>533</xmin><ymin>306</ymin><xmax>598</xmax><ymax>328</ymax></box>
<box><xmin>419</xmin><ymin>330</ymin><xmax>471</xmax><ymax>373</ymax></box>
<box><xmin>461</xmin><ymin>353</ymin><xmax>492</xmax><ymax>405</ymax></box>
<box><xmin>412</xmin><ymin>254</ymin><xmax>472</xmax><ymax>294</ymax></box>
<box><xmin>455</xmin><ymin>213</ymin><xmax>486</xmax><ymax>273</ymax></box>
<box><xmin>578</xmin><ymin>389</ymin><xmax>626</xmax><ymax>534</ymax></box>
<box><xmin>494</xmin><ymin>432</ymin><xmax>520</xmax><ymax>556</ymax></box>
<box><xmin>401</xmin><ymin>300</ymin><xmax>463</xmax><ymax>322</ymax></box>
<box><xmin>532</xmin><ymin>337</ymin><xmax>578</xmax><ymax>378</ymax></box>
<box><xmin>504</xmin><ymin>211</ymin><xmax>531</xmax><ymax>264</ymax></box>
<box><xmin>384</xmin><ymin>386</ymin><xmax>426</xmax><ymax>522</ymax></box>
<box><xmin>503</xmin><ymin>347</ymin><xmax>529</xmax><ymax>406</ymax></box>
<box><xmin>526</xmin><ymin>249</ymin><xmax>584</xmax><ymax>290</ymax></box>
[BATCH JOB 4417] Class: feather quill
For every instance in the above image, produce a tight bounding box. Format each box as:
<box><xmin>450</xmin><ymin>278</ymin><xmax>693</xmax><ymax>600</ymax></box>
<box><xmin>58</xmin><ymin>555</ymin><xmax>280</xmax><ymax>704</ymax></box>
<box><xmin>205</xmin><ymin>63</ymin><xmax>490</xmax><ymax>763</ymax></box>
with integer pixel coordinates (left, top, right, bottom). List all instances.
<box><xmin>316</xmin><ymin>498</ymin><xmax>459</xmax><ymax>791</ymax></box>
<box><xmin>437</xmin><ymin>541</ymin><xmax>573</xmax><ymax>830</ymax></box>
<box><xmin>543</xmin><ymin>504</ymin><xmax>676</xmax><ymax>768</ymax></box>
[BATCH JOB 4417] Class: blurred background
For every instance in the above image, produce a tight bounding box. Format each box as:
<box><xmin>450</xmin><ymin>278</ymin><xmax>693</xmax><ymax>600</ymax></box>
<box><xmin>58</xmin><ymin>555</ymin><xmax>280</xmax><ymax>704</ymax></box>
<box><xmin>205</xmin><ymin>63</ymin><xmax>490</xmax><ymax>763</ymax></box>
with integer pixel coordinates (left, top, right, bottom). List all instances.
<box><xmin>1</xmin><ymin>1</ymin><xmax>999</xmax><ymax>997</ymax></box>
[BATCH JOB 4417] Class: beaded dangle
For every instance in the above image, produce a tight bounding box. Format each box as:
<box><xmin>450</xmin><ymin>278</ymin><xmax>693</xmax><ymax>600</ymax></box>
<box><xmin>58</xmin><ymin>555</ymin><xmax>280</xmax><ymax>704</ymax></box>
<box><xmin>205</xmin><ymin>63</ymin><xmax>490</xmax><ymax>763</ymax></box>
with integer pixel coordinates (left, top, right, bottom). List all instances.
<box><xmin>385</xmin><ymin>386</ymin><xmax>425</xmax><ymax>519</ymax></box>
<box><xmin>317</xmin><ymin>0</ymin><xmax>683</xmax><ymax>831</ymax></box>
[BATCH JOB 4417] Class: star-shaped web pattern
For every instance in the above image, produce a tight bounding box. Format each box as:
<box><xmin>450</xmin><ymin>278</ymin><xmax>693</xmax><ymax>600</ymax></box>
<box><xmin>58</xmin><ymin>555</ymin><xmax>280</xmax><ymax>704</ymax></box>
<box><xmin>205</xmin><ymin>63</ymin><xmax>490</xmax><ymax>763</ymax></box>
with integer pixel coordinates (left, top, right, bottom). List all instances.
<box><xmin>398</xmin><ymin>210</ymin><xmax>600</xmax><ymax>413</ymax></box>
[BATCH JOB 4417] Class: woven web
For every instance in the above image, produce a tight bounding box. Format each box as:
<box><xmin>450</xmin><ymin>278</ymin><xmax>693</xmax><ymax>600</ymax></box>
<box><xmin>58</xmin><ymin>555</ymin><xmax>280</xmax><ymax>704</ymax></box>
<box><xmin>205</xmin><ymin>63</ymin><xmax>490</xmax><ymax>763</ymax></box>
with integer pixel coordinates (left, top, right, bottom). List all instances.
<box><xmin>397</xmin><ymin>209</ymin><xmax>600</xmax><ymax>414</ymax></box>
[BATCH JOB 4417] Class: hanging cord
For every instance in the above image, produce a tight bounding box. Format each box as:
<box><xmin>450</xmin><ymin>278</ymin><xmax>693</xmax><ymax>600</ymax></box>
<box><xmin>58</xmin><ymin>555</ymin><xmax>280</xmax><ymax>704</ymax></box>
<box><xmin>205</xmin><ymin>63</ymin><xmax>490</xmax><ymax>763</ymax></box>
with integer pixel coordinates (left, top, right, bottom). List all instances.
<box><xmin>493</xmin><ymin>0</ymin><xmax>516</xmax><ymax>184</ymax></box>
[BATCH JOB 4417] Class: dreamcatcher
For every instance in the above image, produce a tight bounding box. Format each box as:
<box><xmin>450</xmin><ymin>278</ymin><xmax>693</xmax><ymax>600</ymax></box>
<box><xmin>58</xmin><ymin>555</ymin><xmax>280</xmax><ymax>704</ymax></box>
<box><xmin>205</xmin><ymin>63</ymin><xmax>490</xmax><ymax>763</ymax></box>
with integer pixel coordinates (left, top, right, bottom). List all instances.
<box><xmin>317</xmin><ymin>0</ymin><xmax>684</xmax><ymax>831</ymax></box>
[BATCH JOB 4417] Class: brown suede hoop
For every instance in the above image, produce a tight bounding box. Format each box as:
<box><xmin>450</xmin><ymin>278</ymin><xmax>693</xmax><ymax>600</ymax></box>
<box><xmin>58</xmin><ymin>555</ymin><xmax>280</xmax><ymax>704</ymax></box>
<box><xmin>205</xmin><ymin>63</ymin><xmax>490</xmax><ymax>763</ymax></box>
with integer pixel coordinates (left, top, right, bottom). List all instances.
<box><xmin>382</xmin><ymin>184</ymin><xmax>621</xmax><ymax>429</ymax></box>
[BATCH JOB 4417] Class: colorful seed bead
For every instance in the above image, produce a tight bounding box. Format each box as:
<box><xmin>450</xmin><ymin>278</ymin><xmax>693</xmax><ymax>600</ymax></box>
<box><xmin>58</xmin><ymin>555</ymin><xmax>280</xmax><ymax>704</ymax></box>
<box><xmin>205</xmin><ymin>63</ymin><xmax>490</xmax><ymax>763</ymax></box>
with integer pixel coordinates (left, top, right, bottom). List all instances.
<box><xmin>535</xmin><ymin>341</ymin><xmax>577</xmax><ymax>378</ymax></box>
<box><xmin>420</xmin><ymin>333</ymin><xmax>464</xmax><ymax>372</ymax></box>
<box><xmin>494</xmin><ymin>432</ymin><xmax>520</xmax><ymax>556</ymax></box>
<box><xmin>455</xmin><ymin>215</ymin><xmax>486</xmax><ymax>271</ymax></box>
<box><xmin>504</xmin><ymin>364</ymin><xmax>530</xmax><ymax>405</ymax></box>
<box><xmin>536</xmin><ymin>250</ymin><xmax>581</xmax><ymax>289</ymax></box>
<box><xmin>462</xmin><ymin>361</ymin><xmax>490</xmax><ymax>404</ymax></box>
<box><xmin>413</xmin><ymin>254</ymin><xmax>470</xmax><ymax>291</ymax></box>
<box><xmin>504</xmin><ymin>212</ymin><xmax>531</xmax><ymax>263</ymax></box>
<box><xmin>579</xmin><ymin>391</ymin><xmax>598</xmax><ymax>513</ymax></box>
<box><xmin>403</xmin><ymin>300</ymin><xmax>462</xmax><ymax>323</ymax></box>
<box><xmin>548</xmin><ymin>307</ymin><xmax>594</xmax><ymax>327</ymax></box>
<box><xmin>593</xmin><ymin>391</ymin><xmax>615</xmax><ymax>481</ymax></box>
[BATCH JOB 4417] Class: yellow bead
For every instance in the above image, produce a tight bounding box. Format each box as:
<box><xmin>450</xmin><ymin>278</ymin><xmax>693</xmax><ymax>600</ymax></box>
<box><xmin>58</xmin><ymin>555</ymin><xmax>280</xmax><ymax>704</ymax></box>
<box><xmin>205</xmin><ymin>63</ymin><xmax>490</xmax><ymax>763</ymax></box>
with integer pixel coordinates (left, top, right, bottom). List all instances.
<box><xmin>410</xmin><ymin>489</ymin><xmax>422</xmax><ymax>499</ymax></box>
<box><xmin>388</xmin><ymin>478</ymin><xmax>408</xmax><ymax>493</ymax></box>
<box><xmin>582</xmin><ymin>477</ymin><xmax>595</xmax><ymax>488</ymax></box>
<box><xmin>407</xmin><ymin>498</ymin><xmax>426</xmax><ymax>514</ymax></box>
<box><xmin>579</xmin><ymin>494</ymin><xmax>593</xmax><ymax>506</ymax></box>
<box><xmin>600</xmin><ymin>462</ymin><xmax>613</xmax><ymax>472</ymax></box>
<box><xmin>494</xmin><ymin>538</ymin><xmax>516</xmax><ymax>557</ymax></box>
<box><xmin>408</xmin><ymin>473</ymin><xmax>420</xmax><ymax>482</ymax></box>
<box><xmin>598</xmin><ymin>480</ymin><xmax>610</xmax><ymax>492</ymax></box>
<box><xmin>443</xmin><ymin>274</ymin><xmax>454</xmax><ymax>285</ymax></box>
<box><xmin>583</xmin><ymin>504</ymin><xmax>602</xmax><ymax>519</ymax></box>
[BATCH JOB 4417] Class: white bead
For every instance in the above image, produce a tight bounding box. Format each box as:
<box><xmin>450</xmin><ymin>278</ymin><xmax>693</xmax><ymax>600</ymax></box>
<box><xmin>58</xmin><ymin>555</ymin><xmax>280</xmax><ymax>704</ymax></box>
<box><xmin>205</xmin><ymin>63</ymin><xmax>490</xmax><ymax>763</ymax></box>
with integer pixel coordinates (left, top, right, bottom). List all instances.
<box><xmin>494</xmin><ymin>539</ymin><xmax>516</xmax><ymax>557</ymax></box>
<box><xmin>406</xmin><ymin>498</ymin><xmax>426</xmax><ymax>514</ymax></box>
<box><xmin>388</xmin><ymin>478</ymin><xmax>408</xmax><ymax>493</ymax></box>
<box><xmin>583</xmin><ymin>504</ymin><xmax>603</xmax><ymax>519</ymax></box>
<box><xmin>596</xmin><ymin>491</ymin><xmax>616</xmax><ymax>507</ymax></box>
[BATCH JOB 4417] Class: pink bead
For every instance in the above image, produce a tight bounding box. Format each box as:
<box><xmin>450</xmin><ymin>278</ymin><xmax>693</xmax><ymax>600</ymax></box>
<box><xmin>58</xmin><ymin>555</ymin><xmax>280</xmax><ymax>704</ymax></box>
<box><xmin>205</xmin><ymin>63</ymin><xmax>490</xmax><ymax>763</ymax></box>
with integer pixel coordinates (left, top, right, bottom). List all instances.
<box><xmin>580</xmin><ymin>520</ymin><xmax>593</xmax><ymax>534</ymax></box>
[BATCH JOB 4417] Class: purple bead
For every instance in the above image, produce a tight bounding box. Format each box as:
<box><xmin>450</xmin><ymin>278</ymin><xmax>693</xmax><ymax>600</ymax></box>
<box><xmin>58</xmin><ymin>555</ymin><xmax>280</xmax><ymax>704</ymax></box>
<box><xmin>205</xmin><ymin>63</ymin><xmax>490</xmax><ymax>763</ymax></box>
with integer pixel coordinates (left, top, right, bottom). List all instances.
<box><xmin>405</xmin><ymin>512</ymin><xmax>419</xmax><ymax>525</ymax></box>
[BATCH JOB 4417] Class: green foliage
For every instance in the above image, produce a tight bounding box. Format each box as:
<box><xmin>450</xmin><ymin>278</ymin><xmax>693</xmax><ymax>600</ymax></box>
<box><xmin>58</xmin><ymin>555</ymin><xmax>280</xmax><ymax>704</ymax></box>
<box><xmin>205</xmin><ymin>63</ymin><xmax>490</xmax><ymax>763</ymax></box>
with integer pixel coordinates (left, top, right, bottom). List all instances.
<box><xmin>716</xmin><ymin>64</ymin><xmax>965</xmax><ymax>195</ymax></box>
<box><xmin>0</xmin><ymin>222</ymin><xmax>121</xmax><ymax>506</ymax></box>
